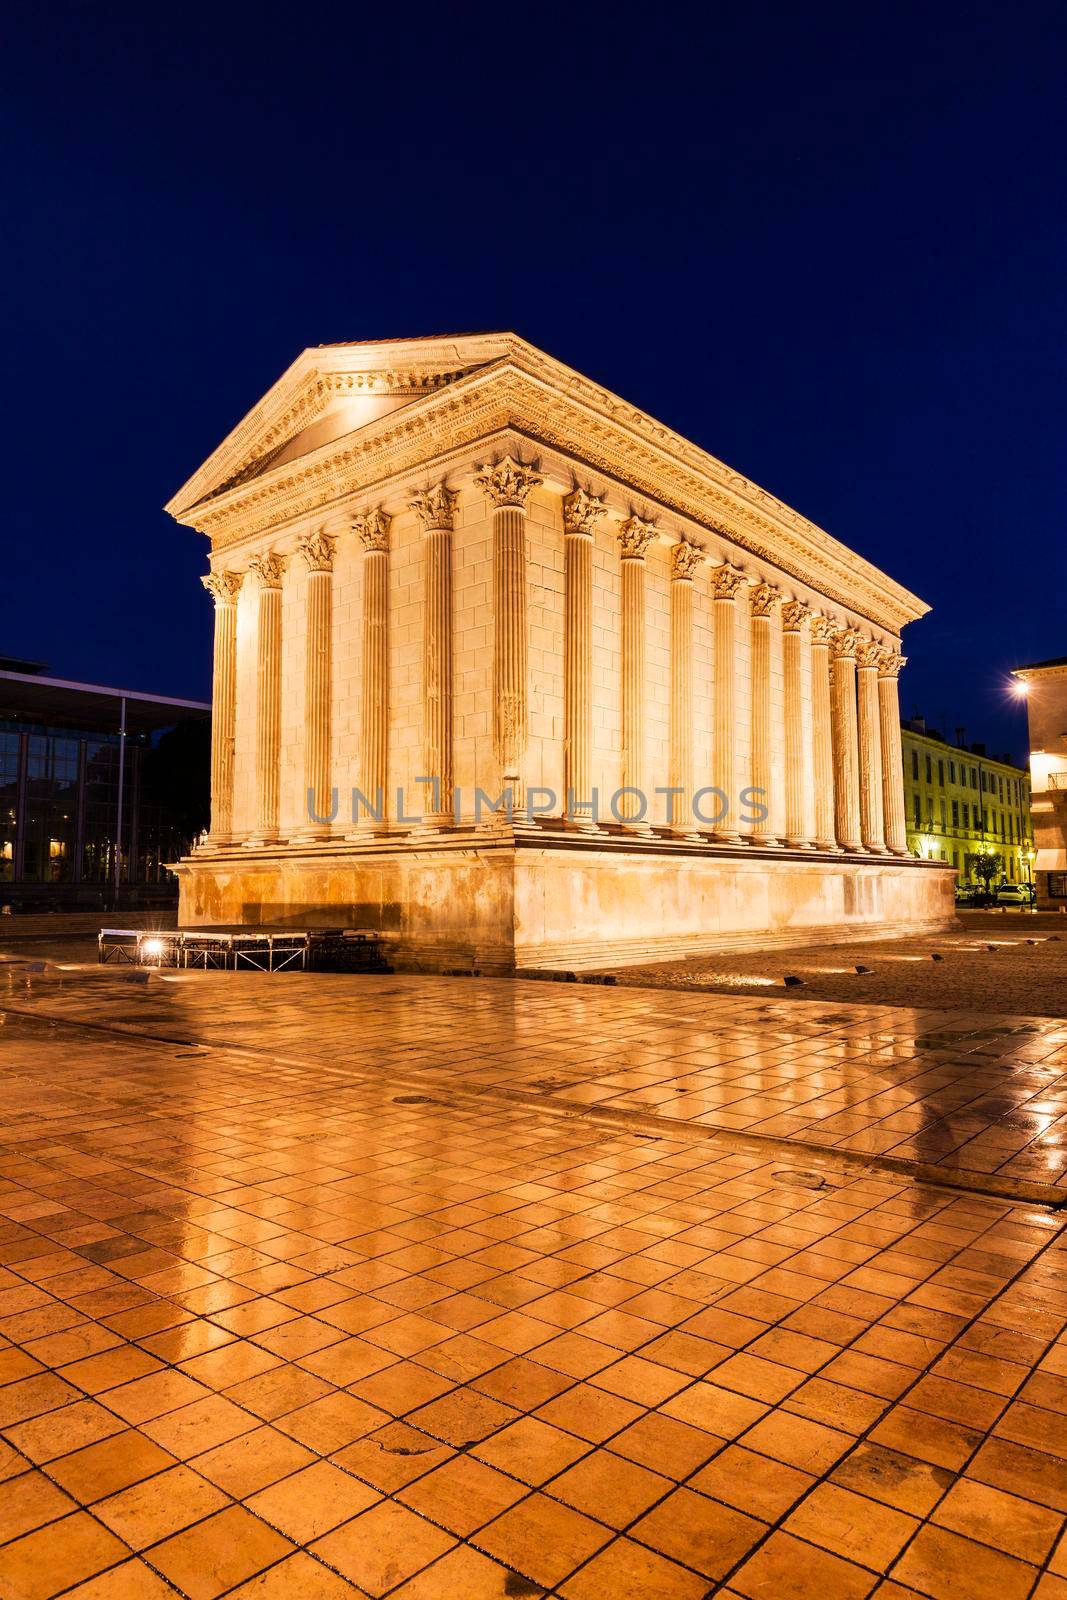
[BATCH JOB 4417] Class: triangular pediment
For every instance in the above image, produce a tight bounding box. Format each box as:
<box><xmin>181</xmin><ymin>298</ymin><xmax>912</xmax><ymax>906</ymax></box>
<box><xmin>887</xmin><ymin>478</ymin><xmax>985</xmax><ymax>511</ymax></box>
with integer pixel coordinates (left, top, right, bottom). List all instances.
<box><xmin>167</xmin><ymin>332</ymin><xmax>521</xmax><ymax>516</ymax></box>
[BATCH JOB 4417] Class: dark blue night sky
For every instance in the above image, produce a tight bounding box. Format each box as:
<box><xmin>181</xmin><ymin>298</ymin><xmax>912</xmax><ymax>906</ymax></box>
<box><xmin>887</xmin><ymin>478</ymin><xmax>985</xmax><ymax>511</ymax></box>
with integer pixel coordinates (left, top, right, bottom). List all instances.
<box><xmin>4</xmin><ymin>1</ymin><xmax>1064</xmax><ymax>762</ymax></box>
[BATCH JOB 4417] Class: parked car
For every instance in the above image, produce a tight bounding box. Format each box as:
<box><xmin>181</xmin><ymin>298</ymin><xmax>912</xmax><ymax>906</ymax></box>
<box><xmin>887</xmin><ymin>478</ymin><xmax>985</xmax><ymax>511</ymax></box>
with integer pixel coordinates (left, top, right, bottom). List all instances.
<box><xmin>954</xmin><ymin>883</ymin><xmax>980</xmax><ymax>906</ymax></box>
<box><xmin>996</xmin><ymin>883</ymin><xmax>1031</xmax><ymax>906</ymax></box>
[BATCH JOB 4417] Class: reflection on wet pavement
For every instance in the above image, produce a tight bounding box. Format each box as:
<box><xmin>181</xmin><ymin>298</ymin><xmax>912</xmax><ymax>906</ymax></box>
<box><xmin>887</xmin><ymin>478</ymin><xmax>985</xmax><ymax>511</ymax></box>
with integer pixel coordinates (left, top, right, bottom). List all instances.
<box><xmin>4</xmin><ymin>965</ymin><xmax>1067</xmax><ymax>1196</ymax></box>
<box><xmin>0</xmin><ymin>970</ymin><xmax>1064</xmax><ymax>1595</ymax></box>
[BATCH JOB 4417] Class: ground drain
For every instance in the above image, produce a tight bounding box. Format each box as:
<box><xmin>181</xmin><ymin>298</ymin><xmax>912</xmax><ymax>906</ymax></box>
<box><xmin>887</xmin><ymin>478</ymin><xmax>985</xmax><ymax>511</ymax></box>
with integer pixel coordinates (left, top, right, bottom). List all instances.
<box><xmin>391</xmin><ymin>1093</ymin><xmax>435</xmax><ymax>1105</ymax></box>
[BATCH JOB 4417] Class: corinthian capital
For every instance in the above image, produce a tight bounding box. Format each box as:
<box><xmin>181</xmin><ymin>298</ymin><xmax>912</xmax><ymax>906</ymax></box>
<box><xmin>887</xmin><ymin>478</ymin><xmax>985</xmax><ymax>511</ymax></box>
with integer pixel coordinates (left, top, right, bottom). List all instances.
<box><xmin>809</xmin><ymin>614</ymin><xmax>836</xmax><ymax>647</ymax></box>
<box><xmin>749</xmin><ymin>581</ymin><xmax>781</xmax><ymax>619</ymax></box>
<box><xmin>296</xmin><ymin>531</ymin><xmax>336</xmax><ymax>573</ymax></box>
<box><xmin>474</xmin><ymin>455</ymin><xmax>543</xmax><ymax>508</ymax></box>
<box><xmin>562</xmin><ymin>488</ymin><xmax>607</xmax><ymax>536</ymax></box>
<box><xmin>670</xmin><ymin>540</ymin><xmax>705</xmax><ymax>581</ymax></box>
<box><xmin>618</xmin><ymin>516</ymin><xmax>657</xmax><ymax>559</ymax></box>
<box><xmin>831</xmin><ymin>627</ymin><xmax>860</xmax><ymax>660</ymax></box>
<box><xmin>409</xmin><ymin>484</ymin><xmax>459</xmax><ymax>531</ymax></box>
<box><xmin>878</xmin><ymin>649</ymin><xmax>906</xmax><ymax>679</ymax></box>
<box><xmin>201</xmin><ymin>570</ymin><xmax>242</xmax><ymax>605</ymax></box>
<box><xmin>711</xmin><ymin>562</ymin><xmax>747</xmax><ymax>600</ymax></box>
<box><xmin>248</xmin><ymin>551</ymin><xmax>286</xmax><ymax>589</ymax></box>
<box><xmin>352</xmin><ymin>508</ymin><xmax>392</xmax><ymax>553</ymax></box>
<box><xmin>855</xmin><ymin>637</ymin><xmax>884</xmax><ymax>669</ymax></box>
<box><xmin>781</xmin><ymin>599</ymin><xmax>812</xmax><ymax>633</ymax></box>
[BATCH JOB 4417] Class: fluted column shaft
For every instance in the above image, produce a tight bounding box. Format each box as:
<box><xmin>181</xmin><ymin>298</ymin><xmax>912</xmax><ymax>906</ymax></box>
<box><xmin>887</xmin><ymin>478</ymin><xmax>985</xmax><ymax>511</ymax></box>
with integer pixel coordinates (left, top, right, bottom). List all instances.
<box><xmin>749</xmin><ymin>584</ymin><xmax>782</xmax><ymax>845</ymax></box>
<box><xmin>618</xmin><ymin>518</ymin><xmax>656</xmax><ymax>829</ymax></box>
<box><xmin>831</xmin><ymin>630</ymin><xmax>862</xmax><ymax>851</ymax></box>
<box><xmin>810</xmin><ymin>618</ymin><xmax>838</xmax><ymax>850</ymax></box>
<box><xmin>669</xmin><ymin>543</ymin><xmax>703</xmax><ymax>831</ymax></box>
<box><xmin>857</xmin><ymin>642</ymin><xmax>887</xmax><ymax>852</ymax></box>
<box><xmin>353</xmin><ymin>510</ymin><xmax>392</xmax><ymax>831</ymax></box>
<box><xmin>782</xmin><ymin>602</ymin><xmax>815</xmax><ymax>847</ymax></box>
<box><xmin>249</xmin><ymin>553</ymin><xmax>285</xmax><ymax>842</ymax></box>
<box><xmin>563</xmin><ymin>491</ymin><xmax>605</xmax><ymax>826</ymax></box>
<box><xmin>712</xmin><ymin>565</ymin><xmax>746</xmax><ymax>842</ymax></box>
<box><xmin>201</xmin><ymin>572</ymin><xmax>241</xmax><ymax>841</ymax></box>
<box><xmin>476</xmin><ymin>458</ymin><xmax>542</xmax><ymax>819</ymax></box>
<box><xmin>411</xmin><ymin>486</ymin><xmax>458</xmax><ymax>827</ymax></box>
<box><xmin>298</xmin><ymin>534</ymin><xmax>335</xmax><ymax>836</ymax></box>
<box><xmin>879</xmin><ymin>652</ymin><xmax>909</xmax><ymax>854</ymax></box>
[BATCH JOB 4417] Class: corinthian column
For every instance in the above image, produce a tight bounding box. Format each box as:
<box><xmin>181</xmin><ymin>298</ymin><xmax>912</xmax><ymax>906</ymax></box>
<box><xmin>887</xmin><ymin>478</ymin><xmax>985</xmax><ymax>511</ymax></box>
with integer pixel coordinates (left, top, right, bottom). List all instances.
<box><xmin>712</xmin><ymin>563</ymin><xmax>747</xmax><ymax>842</ymax></box>
<box><xmin>856</xmin><ymin>638</ymin><xmax>888</xmax><ymax>853</ymax></box>
<box><xmin>618</xmin><ymin>516</ymin><xmax>656</xmax><ymax>830</ymax></box>
<box><xmin>410</xmin><ymin>484</ymin><xmax>458</xmax><ymax>828</ymax></box>
<box><xmin>475</xmin><ymin>456</ymin><xmax>542</xmax><ymax>819</ymax></box>
<box><xmin>201</xmin><ymin>570</ymin><xmax>242</xmax><ymax>843</ymax></box>
<box><xmin>563</xmin><ymin>490</ymin><xmax>606</xmax><ymax>826</ymax></box>
<box><xmin>669</xmin><ymin>541</ymin><xmax>704</xmax><ymax>833</ymax></box>
<box><xmin>296</xmin><ymin>531</ymin><xmax>336</xmax><ymax>838</ymax></box>
<box><xmin>810</xmin><ymin>616</ymin><xmax>839</xmax><ymax>851</ymax></box>
<box><xmin>878</xmin><ymin>650</ymin><xmax>909</xmax><ymax>855</ymax></box>
<box><xmin>247</xmin><ymin>552</ymin><xmax>285</xmax><ymax>844</ymax></box>
<box><xmin>354</xmin><ymin>509</ymin><xmax>391</xmax><ymax>832</ymax></box>
<box><xmin>782</xmin><ymin>600</ymin><xmax>815</xmax><ymax>848</ymax></box>
<box><xmin>749</xmin><ymin>583</ymin><xmax>782</xmax><ymax>846</ymax></box>
<box><xmin>830</xmin><ymin>628</ymin><xmax>862</xmax><ymax>852</ymax></box>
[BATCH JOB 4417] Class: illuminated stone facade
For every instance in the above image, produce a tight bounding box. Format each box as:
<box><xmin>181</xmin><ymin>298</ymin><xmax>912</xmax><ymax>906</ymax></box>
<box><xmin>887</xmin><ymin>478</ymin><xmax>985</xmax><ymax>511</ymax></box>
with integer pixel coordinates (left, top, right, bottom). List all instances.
<box><xmin>168</xmin><ymin>334</ymin><xmax>953</xmax><ymax>968</ymax></box>
<box><xmin>1013</xmin><ymin>657</ymin><xmax>1067</xmax><ymax>906</ymax></box>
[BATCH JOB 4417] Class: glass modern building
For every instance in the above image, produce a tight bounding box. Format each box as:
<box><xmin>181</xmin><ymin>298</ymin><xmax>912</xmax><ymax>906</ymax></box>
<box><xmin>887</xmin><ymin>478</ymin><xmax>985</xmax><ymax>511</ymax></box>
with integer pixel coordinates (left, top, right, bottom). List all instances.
<box><xmin>0</xmin><ymin>658</ymin><xmax>209</xmax><ymax>909</ymax></box>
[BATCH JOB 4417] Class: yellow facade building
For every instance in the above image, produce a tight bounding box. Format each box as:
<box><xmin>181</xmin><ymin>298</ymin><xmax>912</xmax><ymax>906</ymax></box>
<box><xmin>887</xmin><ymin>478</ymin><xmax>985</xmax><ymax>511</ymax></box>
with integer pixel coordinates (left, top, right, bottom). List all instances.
<box><xmin>901</xmin><ymin>718</ymin><xmax>1033</xmax><ymax>884</ymax></box>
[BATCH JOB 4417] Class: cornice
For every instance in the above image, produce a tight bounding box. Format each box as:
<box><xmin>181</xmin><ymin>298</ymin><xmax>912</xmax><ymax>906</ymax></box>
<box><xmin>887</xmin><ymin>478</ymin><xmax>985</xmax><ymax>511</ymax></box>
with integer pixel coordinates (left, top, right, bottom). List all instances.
<box><xmin>165</xmin><ymin>338</ymin><xmax>928</xmax><ymax>633</ymax></box>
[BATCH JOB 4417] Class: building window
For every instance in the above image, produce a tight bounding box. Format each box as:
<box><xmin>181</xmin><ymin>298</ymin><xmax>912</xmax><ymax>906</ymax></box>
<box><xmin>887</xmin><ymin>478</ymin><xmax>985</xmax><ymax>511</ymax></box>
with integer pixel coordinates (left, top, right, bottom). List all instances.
<box><xmin>940</xmin><ymin>799</ymin><xmax>947</xmax><ymax>828</ymax></box>
<box><xmin>950</xmin><ymin>760</ymin><xmax>956</xmax><ymax>784</ymax></box>
<box><xmin>913</xmin><ymin>794</ymin><xmax>921</xmax><ymax>827</ymax></box>
<box><xmin>911</xmin><ymin>748</ymin><xmax>919</xmax><ymax>780</ymax></box>
<box><xmin>962</xmin><ymin>802</ymin><xmax>969</xmax><ymax>828</ymax></box>
<box><xmin>952</xmin><ymin>800</ymin><xmax>959</xmax><ymax>826</ymax></box>
<box><xmin>971</xmin><ymin>767</ymin><xmax>977</xmax><ymax>788</ymax></box>
<box><xmin>1048</xmin><ymin>873</ymin><xmax>1067</xmax><ymax>899</ymax></box>
<box><xmin>938</xmin><ymin>760</ymin><xmax>944</xmax><ymax>786</ymax></box>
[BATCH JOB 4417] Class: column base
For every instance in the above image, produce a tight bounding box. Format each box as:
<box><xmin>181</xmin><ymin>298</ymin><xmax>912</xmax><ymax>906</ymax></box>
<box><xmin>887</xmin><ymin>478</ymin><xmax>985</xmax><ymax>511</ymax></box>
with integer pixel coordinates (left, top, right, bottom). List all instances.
<box><xmin>714</xmin><ymin>829</ymin><xmax>743</xmax><ymax>845</ymax></box>
<box><xmin>785</xmin><ymin>838</ymin><xmax>817</xmax><ymax>850</ymax></box>
<box><xmin>292</xmin><ymin>824</ymin><xmax>334</xmax><ymax>844</ymax></box>
<box><xmin>561</xmin><ymin>817</ymin><xmax>601</xmax><ymax>834</ymax></box>
<box><xmin>242</xmin><ymin>832</ymin><xmax>283</xmax><ymax>849</ymax></box>
<box><xmin>344</xmin><ymin>824</ymin><xmax>391</xmax><ymax>841</ymax></box>
<box><xmin>864</xmin><ymin>844</ymin><xmax>892</xmax><ymax>856</ymax></box>
<box><xmin>816</xmin><ymin>839</ymin><xmax>845</xmax><ymax>853</ymax></box>
<box><xmin>750</xmin><ymin>834</ymin><xmax>784</xmax><ymax>848</ymax></box>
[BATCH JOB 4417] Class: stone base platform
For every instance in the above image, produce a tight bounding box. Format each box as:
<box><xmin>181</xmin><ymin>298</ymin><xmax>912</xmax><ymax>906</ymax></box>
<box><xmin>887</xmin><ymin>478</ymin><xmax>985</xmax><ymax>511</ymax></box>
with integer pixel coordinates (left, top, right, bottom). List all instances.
<box><xmin>174</xmin><ymin>828</ymin><xmax>955</xmax><ymax>973</ymax></box>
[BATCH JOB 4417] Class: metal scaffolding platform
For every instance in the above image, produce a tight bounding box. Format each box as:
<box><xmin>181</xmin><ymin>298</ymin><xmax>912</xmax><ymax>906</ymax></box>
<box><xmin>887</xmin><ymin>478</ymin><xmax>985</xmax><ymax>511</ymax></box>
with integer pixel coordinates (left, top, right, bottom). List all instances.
<box><xmin>98</xmin><ymin>928</ymin><xmax>390</xmax><ymax>973</ymax></box>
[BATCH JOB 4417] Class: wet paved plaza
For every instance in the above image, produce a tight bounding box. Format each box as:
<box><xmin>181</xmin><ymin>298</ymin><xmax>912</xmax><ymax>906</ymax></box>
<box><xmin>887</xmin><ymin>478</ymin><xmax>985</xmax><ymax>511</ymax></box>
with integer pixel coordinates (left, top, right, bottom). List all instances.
<box><xmin>0</xmin><ymin>962</ymin><xmax>1065</xmax><ymax>1596</ymax></box>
